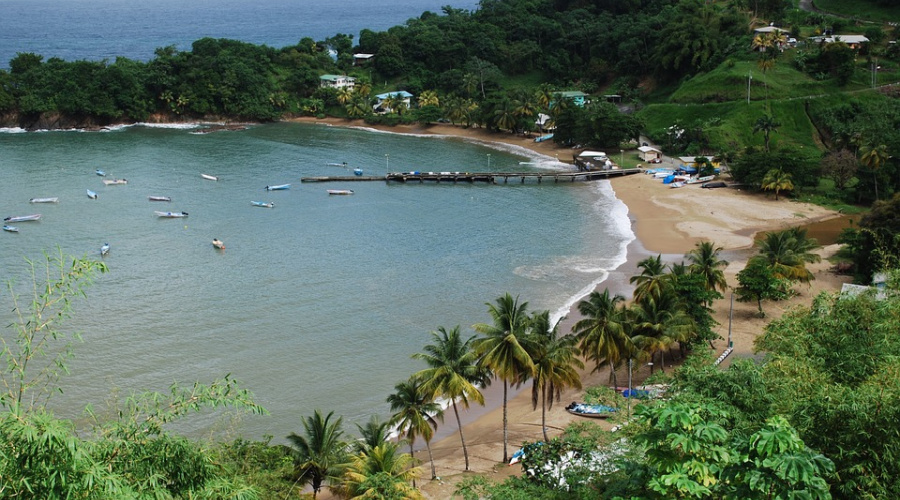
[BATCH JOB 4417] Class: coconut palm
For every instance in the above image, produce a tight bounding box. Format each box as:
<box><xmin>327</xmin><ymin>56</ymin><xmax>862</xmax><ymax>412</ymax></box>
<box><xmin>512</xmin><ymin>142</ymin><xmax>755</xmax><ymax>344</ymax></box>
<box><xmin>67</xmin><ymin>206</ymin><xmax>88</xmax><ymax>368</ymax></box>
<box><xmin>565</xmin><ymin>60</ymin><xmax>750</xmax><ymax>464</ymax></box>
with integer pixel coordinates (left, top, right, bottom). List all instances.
<box><xmin>353</xmin><ymin>415</ymin><xmax>390</xmax><ymax>454</ymax></box>
<box><xmin>492</xmin><ymin>98</ymin><xmax>518</xmax><ymax>133</ymax></box>
<box><xmin>860</xmin><ymin>142</ymin><xmax>890</xmax><ymax>200</ymax></box>
<box><xmin>472</xmin><ymin>293</ymin><xmax>535</xmax><ymax>464</ymax></box>
<box><xmin>630</xmin><ymin>255</ymin><xmax>670</xmax><ymax>303</ymax></box>
<box><xmin>287</xmin><ymin>410</ymin><xmax>349</xmax><ymax>499</ymax></box>
<box><xmin>761</xmin><ymin>168</ymin><xmax>794</xmax><ymax>200</ymax></box>
<box><xmin>629</xmin><ymin>291</ymin><xmax>694</xmax><ymax>373</ymax></box>
<box><xmin>337</xmin><ymin>441</ymin><xmax>424</xmax><ymax>500</ymax></box>
<box><xmin>417</xmin><ymin>90</ymin><xmax>440</xmax><ymax>108</ymax></box>
<box><xmin>336</xmin><ymin>87</ymin><xmax>353</xmax><ymax>105</ymax></box>
<box><xmin>529</xmin><ymin>310</ymin><xmax>583</xmax><ymax>441</ymax></box>
<box><xmin>345</xmin><ymin>96</ymin><xmax>370</xmax><ymax>119</ymax></box>
<box><xmin>753</xmin><ymin>114</ymin><xmax>781</xmax><ymax>153</ymax></box>
<box><xmin>412</xmin><ymin>325</ymin><xmax>486</xmax><ymax>471</ymax></box>
<box><xmin>751</xmin><ymin>227</ymin><xmax>821</xmax><ymax>284</ymax></box>
<box><xmin>686</xmin><ymin>241</ymin><xmax>729</xmax><ymax>301</ymax></box>
<box><xmin>386</xmin><ymin>375</ymin><xmax>442</xmax><ymax>482</ymax></box>
<box><xmin>572</xmin><ymin>289</ymin><xmax>631</xmax><ymax>388</ymax></box>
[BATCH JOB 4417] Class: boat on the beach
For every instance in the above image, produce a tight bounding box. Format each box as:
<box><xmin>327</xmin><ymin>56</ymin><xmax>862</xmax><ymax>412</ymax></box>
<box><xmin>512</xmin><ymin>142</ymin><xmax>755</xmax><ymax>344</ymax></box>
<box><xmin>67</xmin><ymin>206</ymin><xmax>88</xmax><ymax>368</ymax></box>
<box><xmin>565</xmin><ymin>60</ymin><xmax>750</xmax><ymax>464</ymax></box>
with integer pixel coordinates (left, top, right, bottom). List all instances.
<box><xmin>565</xmin><ymin>402</ymin><xmax>617</xmax><ymax>419</ymax></box>
<box><xmin>670</xmin><ymin>182</ymin><xmax>685</xmax><ymax>188</ymax></box>
<box><xmin>212</xmin><ymin>238</ymin><xmax>225</xmax><ymax>250</ymax></box>
<box><xmin>265</xmin><ymin>184</ymin><xmax>291</xmax><ymax>191</ymax></box>
<box><xmin>149</xmin><ymin>196</ymin><xmax>172</xmax><ymax>202</ymax></box>
<box><xmin>508</xmin><ymin>448</ymin><xmax>525</xmax><ymax>466</ymax></box>
<box><xmin>155</xmin><ymin>211</ymin><xmax>189</xmax><ymax>218</ymax></box>
<box><xmin>95</xmin><ymin>169</ymin><xmax>106</xmax><ymax>176</ymax></box>
<box><xmin>251</xmin><ymin>201</ymin><xmax>275</xmax><ymax>208</ymax></box>
<box><xmin>327</xmin><ymin>189</ymin><xmax>354</xmax><ymax>195</ymax></box>
<box><xmin>4</xmin><ymin>214</ymin><xmax>41</xmax><ymax>223</ymax></box>
<box><xmin>201</xmin><ymin>173</ymin><xmax>219</xmax><ymax>181</ymax></box>
<box><xmin>100</xmin><ymin>243</ymin><xmax>110</xmax><ymax>256</ymax></box>
<box><xmin>3</xmin><ymin>225</ymin><xmax>19</xmax><ymax>233</ymax></box>
<box><xmin>87</xmin><ymin>189</ymin><xmax>98</xmax><ymax>199</ymax></box>
<box><xmin>102</xmin><ymin>178</ymin><xmax>128</xmax><ymax>185</ymax></box>
<box><xmin>29</xmin><ymin>197</ymin><xmax>59</xmax><ymax>203</ymax></box>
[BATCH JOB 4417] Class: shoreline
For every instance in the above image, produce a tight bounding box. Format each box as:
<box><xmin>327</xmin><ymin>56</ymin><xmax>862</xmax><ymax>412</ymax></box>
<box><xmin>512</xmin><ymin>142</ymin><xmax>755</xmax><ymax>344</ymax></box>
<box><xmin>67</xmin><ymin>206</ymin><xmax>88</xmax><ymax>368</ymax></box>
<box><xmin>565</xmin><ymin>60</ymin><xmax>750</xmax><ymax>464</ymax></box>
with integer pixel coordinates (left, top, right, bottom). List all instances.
<box><xmin>288</xmin><ymin>118</ymin><xmax>852</xmax><ymax>499</ymax></box>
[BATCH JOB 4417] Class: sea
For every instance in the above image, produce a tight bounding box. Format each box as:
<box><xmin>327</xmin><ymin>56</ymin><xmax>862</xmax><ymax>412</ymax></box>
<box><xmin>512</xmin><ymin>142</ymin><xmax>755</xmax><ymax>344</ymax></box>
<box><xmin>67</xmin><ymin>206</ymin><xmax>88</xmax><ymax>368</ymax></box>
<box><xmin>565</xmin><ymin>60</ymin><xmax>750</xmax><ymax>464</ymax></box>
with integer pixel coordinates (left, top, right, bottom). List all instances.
<box><xmin>0</xmin><ymin>0</ymin><xmax>635</xmax><ymax>442</ymax></box>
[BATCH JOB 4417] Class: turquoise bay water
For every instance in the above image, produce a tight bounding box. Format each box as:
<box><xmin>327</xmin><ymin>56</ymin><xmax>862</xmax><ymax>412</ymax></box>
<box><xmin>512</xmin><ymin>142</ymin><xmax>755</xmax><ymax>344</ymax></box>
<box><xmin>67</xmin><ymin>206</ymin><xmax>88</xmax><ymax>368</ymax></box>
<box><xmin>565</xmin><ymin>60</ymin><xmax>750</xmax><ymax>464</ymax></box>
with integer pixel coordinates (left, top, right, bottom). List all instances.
<box><xmin>0</xmin><ymin>123</ymin><xmax>632</xmax><ymax>440</ymax></box>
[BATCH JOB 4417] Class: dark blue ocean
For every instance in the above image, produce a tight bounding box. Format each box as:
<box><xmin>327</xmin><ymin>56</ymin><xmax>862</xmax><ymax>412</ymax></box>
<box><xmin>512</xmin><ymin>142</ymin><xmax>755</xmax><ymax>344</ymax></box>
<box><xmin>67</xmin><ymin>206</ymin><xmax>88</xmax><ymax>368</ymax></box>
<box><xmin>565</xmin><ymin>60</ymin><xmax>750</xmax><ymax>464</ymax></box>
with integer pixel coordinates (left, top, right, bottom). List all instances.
<box><xmin>0</xmin><ymin>0</ymin><xmax>636</xmax><ymax>443</ymax></box>
<box><xmin>0</xmin><ymin>0</ymin><xmax>481</xmax><ymax>68</ymax></box>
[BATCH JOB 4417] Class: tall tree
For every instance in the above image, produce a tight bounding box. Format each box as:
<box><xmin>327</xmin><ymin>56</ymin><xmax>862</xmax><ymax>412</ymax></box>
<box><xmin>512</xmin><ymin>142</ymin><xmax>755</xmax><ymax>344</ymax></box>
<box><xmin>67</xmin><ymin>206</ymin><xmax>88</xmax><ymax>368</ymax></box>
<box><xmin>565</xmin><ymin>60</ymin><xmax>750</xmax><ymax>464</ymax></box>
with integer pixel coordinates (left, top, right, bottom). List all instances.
<box><xmin>630</xmin><ymin>254</ymin><xmax>670</xmax><ymax>303</ymax></box>
<box><xmin>751</xmin><ymin>227</ymin><xmax>821</xmax><ymax>284</ymax></box>
<box><xmin>572</xmin><ymin>289</ymin><xmax>631</xmax><ymax>387</ymax></box>
<box><xmin>472</xmin><ymin>293</ymin><xmax>535</xmax><ymax>463</ymax></box>
<box><xmin>386</xmin><ymin>376</ymin><xmax>443</xmax><ymax>482</ymax></box>
<box><xmin>287</xmin><ymin>410</ymin><xmax>348</xmax><ymax>499</ymax></box>
<box><xmin>528</xmin><ymin>310</ymin><xmax>583</xmax><ymax>442</ymax></box>
<box><xmin>761</xmin><ymin>168</ymin><xmax>794</xmax><ymax>200</ymax></box>
<box><xmin>412</xmin><ymin>326</ymin><xmax>486</xmax><ymax>471</ymax></box>
<box><xmin>686</xmin><ymin>241</ymin><xmax>729</xmax><ymax>304</ymax></box>
<box><xmin>753</xmin><ymin>114</ymin><xmax>781</xmax><ymax>152</ymax></box>
<box><xmin>860</xmin><ymin>142</ymin><xmax>890</xmax><ymax>201</ymax></box>
<box><xmin>353</xmin><ymin>415</ymin><xmax>390</xmax><ymax>454</ymax></box>
<box><xmin>337</xmin><ymin>442</ymin><xmax>423</xmax><ymax>500</ymax></box>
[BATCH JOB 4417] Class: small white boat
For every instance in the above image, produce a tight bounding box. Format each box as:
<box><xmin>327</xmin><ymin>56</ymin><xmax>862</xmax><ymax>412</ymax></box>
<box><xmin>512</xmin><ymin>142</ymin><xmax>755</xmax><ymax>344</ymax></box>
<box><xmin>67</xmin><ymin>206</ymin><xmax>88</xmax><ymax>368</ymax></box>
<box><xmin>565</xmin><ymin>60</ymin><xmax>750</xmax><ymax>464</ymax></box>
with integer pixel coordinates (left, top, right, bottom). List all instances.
<box><xmin>251</xmin><ymin>201</ymin><xmax>275</xmax><ymax>208</ymax></box>
<box><xmin>95</xmin><ymin>169</ymin><xmax>106</xmax><ymax>176</ymax></box>
<box><xmin>149</xmin><ymin>196</ymin><xmax>172</xmax><ymax>202</ymax></box>
<box><xmin>4</xmin><ymin>214</ymin><xmax>41</xmax><ymax>223</ymax></box>
<box><xmin>327</xmin><ymin>189</ymin><xmax>354</xmax><ymax>195</ymax></box>
<box><xmin>100</xmin><ymin>243</ymin><xmax>110</xmax><ymax>256</ymax></box>
<box><xmin>670</xmin><ymin>182</ymin><xmax>685</xmax><ymax>188</ymax></box>
<box><xmin>3</xmin><ymin>225</ymin><xmax>18</xmax><ymax>233</ymax></box>
<box><xmin>265</xmin><ymin>184</ymin><xmax>291</xmax><ymax>191</ymax></box>
<box><xmin>201</xmin><ymin>174</ymin><xmax>219</xmax><ymax>181</ymax></box>
<box><xmin>212</xmin><ymin>238</ymin><xmax>225</xmax><ymax>250</ymax></box>
<box><xmin>154</xmin><ymin>211</ymin><xmax>189</xmax><ymax>218</ymax></box>
<box><xmin>87</xmin><ymin>189</ymin><xmax>98</xmax><ymax>199</ymax></box>
<box><xmin>29</xmin><ymin>197</ymin><xmax>59</xmax><ymax>203</ymax></box>
<box><xmin>102</xmin><ymin>178</ymin><xmax>128</xmax><ymax>185</ymax></box>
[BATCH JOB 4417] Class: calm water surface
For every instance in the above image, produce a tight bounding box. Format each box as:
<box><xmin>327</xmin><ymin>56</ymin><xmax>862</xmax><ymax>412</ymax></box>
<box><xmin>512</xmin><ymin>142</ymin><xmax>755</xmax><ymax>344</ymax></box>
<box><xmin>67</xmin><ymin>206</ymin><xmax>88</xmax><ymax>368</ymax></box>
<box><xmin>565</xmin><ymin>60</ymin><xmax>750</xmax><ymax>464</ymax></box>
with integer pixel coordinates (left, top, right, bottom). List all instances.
<box><xmin>0</xmin><ymin>123</ymin><xmax>632</xmax><ymax>440</ymax></box>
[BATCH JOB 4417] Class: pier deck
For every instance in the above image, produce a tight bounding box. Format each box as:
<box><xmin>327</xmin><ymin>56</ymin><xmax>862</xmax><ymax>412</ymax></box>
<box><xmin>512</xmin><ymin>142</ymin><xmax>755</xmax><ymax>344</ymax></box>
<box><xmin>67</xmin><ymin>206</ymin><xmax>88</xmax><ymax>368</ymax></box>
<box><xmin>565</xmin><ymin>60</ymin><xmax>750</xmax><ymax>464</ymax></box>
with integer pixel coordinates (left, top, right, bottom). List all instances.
<box><xmin>300</xmin><ymin>168</ymin><xmax>642</xmax><ymax>184</ymax></box>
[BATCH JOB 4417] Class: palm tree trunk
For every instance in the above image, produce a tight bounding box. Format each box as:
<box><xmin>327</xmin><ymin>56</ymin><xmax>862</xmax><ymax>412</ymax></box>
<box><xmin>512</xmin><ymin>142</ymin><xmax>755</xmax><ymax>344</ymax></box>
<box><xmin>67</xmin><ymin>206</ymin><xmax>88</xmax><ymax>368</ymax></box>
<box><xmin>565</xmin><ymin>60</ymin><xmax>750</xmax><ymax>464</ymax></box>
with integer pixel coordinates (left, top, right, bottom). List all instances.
<box><xmin>451</xmin><ymin>400</ymin><xmax>471</xmax><ymax>471</ymax></box>
<box><xmin>609</xmin><ymin>364</ymin><xmax>618</xmax><ymax>388</ymax></box>
<box><xmin>541</xmin><ymin>385</ymin><xmax>548</xmax><ymax>442</ymax></box>
<box><xmin>409</xmin><ymin>439</ymin><xmax>416</xmax><ymax>489</ymax></box>
<box><xmin>502</xmin><ymin>381</ymin><xmax>509</xmax><ymax>464</ymax></box>
<box><xmin>425</xmin><ymin>440</ymin><xmax>437</xmax><ymax>480</ymax></box>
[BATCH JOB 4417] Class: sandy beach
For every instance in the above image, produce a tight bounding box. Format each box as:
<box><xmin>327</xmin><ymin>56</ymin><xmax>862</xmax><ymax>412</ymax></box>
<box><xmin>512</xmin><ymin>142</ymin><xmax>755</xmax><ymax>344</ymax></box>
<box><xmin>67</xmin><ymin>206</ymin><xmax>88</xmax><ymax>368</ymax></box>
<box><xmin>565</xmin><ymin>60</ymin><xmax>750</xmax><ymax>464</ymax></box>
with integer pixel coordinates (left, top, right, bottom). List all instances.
<box><xmin>293</xmin><ymin>117</ymin><xmax>853</xmax><ymax>499</ymax></box>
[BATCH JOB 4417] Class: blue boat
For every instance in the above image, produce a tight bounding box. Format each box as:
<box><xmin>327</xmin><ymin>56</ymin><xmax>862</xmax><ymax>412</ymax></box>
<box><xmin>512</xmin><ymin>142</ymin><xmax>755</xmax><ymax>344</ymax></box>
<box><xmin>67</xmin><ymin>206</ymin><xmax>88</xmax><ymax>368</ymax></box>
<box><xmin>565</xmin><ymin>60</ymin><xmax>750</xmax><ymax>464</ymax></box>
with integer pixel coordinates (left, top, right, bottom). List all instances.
<box><xmin>565</xmin><ymin>402</ymin><xmax>617</xmax><ymax>418</ymax></box>
<box><xmin>87</xmin><ymin>189</ymin><xmax>98</xmax><ymax>199</ymax></box>
<box><xmin>3</xmin><ymin>225</ymin><xmax>18</xmax><ymax>233</ymax></box>
<box><xmin>353</xmin><ymin>168</ymin><xmax>363</xmax><ymax>176</ymax></box>
<box><xmin>265</xmin><ymin>184</ymin><xmax>291</xmax><ymax>191</ymax></box>
<box><xmin>251</xmin><ymin>201</ymin><xmax>275</xmax><ymax>208</ymax></box>
<box><xmin>100</xmin><ymin>243</ymin><xmax>110</xmax><ymax>256</ymax></box>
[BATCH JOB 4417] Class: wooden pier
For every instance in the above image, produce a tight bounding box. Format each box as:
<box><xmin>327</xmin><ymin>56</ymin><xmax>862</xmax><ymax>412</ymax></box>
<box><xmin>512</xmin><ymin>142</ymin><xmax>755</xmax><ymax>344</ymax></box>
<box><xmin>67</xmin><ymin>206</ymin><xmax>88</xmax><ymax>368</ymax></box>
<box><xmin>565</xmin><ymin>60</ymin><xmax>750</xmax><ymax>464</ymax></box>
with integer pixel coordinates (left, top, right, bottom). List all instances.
<box><xmin>300</xmin><ymin>168</ymin><xmax>642</xmax><ymax>184</ymax></box>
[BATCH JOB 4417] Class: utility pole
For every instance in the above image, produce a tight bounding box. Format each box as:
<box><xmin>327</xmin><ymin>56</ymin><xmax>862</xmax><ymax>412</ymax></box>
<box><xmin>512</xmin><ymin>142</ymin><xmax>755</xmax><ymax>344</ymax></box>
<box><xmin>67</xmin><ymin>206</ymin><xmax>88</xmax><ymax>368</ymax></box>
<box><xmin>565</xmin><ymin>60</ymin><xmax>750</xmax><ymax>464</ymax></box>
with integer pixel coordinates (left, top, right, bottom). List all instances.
<box><xmin>747</xmin><ymin>70</ymin><xmax>752</xmax><ymax>104</ymax></box>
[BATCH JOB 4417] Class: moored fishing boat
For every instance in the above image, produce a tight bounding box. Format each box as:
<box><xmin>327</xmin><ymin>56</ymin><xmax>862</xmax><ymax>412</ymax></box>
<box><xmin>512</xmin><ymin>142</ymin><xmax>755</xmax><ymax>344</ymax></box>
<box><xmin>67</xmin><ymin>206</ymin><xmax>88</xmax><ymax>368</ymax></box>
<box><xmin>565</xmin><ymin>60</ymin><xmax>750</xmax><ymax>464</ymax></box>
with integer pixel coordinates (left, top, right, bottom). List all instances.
<box><xmin>251</xmin><ymin>201</ymin><xmax>275</xmax><ymax>208</ymax></box>
<box><xmin>265</xmin><ymin>184</ymin><xmax>290</xmax><ymax>191</ymax></box>
<box><xmin>4</xmin><ymin>214</ymin><xmax>41</xmax><ymax>223</ymax></box>
<box><xmin>201</xmin><ymin>173</ymin><xmax>219</xmax><ymax>181</ymax></box>
<box><xmin>353</xmin><ymin>168</ymin><xmax>363</xmax><ymax>176</ymax></box>
<box><xmin>87</xmin><ymin>189</ymin><xmax>98</xmax><ymax>199</ymax></box>
<box><xmin>100</xmin><ymin>243</ymin><xmax>110</xmax><ymax>256</ymax></box>
<box><xmin>565</xmin><ymin>402</ymin><xmax>617</xmax><ymax>419</ymax></box>
<box><xmin>327</xmin><ymin>189</ymin><xmax>354</xmax><ymax>195</ymax></box>
<box><xmin>3</xmin><ymin>225</ymin><xmax>18</xmax><ymax>233</ymax></box>
<box><xmin>102</xmin><ymin>178</ymin><xmax>128</xmax><ymax>185</ymax></box>
<box><xmin>29</xmin><ymin>197</ymin><xmax>59</xmax><ymax>203</ymax></box>
<box><xmin>149</xmin><ymin>196</ymin><xmax>172</xmax><ymax>202</ymax></box>
<box><xmin>154</xmin><ymin>211</ymin><xmax>189</xmax><ymax>218</ymax></box>
<box><xmin>212</xmin><ymin>238</ymin><xmax>225</xmax><ymax>250</ymax></box>
<box><xmin>95</xmin><ymin>169</ymin><xmax>106</xmax><ymax>176</ymax></box>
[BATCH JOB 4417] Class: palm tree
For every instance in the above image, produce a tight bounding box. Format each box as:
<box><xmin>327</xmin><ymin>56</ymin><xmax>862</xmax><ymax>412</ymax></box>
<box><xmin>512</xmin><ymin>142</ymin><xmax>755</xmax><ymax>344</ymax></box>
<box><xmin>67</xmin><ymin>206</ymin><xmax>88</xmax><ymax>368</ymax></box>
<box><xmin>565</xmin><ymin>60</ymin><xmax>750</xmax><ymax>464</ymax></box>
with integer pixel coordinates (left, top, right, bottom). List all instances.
<box><xmin>353</xmin><ymin>415</ymin><xmax>390</xmax><ymax>454</ymax></box>
<box><xmin>572</xmin><ymin>289</ymin><xmax>631</xmax><ymax>388</ymax></box>
<box><xmin>529</xmin><ymin>310</ymin><xmax>583</xmax><ymax>441</ymax></box>
<box><xmin>337</xmin><ymin>442</ymin><xmax>424</xmax><ymax>500</ymax></box>
<box><xmin>686</xmin><ymin>241</ymin><xmax>729</xmax><ymax>302</ymax></box>
<box><xmin>412</xmin><ymin>326</ymin><xmax>486</xmax><ymax>471</ymax></box>
<box><xmin>386</xmin><ymin>375</ymin><xmax>443</xmax><ymax>482</ymax></box>
<box><xmin>761</xmin><ymin>168</ymin><xmax>794</xmax><ymax>200</ymax></box>
<box><xmin>492</xmin><ymin>98</ymin><xmax>518</xmax><ymax>133</ymax></box>
<box><xmin>629</xmin><ymin>291</ymin><xmax>694</xmax><ymax>373</ymax></box>
<box><xmin>860</xmin><ymin>142</ymin><xmax>889</xmax><ymax>201</ymax></box>
<box><xmin>753</xmin><ymin>114</ymin><xmax>781</xmax><ymax>152</ymax></box>
<box><xmin>630</xmin><ymin>254</ymin><xmax>670</xmax><ymax>303</ymax></box>
<box><xmin>336</xmin><ymin>87</ymin><xmax>353</xmax><ymax>105</ymax></box>
<box><xmin>751</xmin><ymin>32</ymin><xmax>781</xmax><ymax>105</ymax></box>
<box><xmin>417</xmin><ymin>90</ymin><xmax>440</xmax><ymax>108</ymax></box>
<box><xmin>287</xmin><ymin>410</ymin><xmax>349</xmax><ymax>499</ymax></box>
<box><xmin>472</xmin><ymin>293</ymin><xmax>535</xmax><ymax>464</ymax></box>
<box><xmin>751</xmin><ymin>227</ymin><xmax>821</xmax><ymax>284</ymax></box>
<box><xmin>345</xmin><ymin>96</ymin><xmax>370</xmax><ymax>119</ymax></box>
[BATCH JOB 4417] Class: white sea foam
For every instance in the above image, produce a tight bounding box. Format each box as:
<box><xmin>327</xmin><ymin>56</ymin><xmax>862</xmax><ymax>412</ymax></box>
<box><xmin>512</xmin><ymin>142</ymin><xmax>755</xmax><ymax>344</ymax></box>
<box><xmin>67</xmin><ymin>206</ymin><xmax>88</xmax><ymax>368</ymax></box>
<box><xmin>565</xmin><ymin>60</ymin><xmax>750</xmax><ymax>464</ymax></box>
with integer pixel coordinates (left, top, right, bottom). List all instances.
<box><xmin>0</xmin><ymin>127</ymin><xmax>27</xmax><ymax>134</ymax></box>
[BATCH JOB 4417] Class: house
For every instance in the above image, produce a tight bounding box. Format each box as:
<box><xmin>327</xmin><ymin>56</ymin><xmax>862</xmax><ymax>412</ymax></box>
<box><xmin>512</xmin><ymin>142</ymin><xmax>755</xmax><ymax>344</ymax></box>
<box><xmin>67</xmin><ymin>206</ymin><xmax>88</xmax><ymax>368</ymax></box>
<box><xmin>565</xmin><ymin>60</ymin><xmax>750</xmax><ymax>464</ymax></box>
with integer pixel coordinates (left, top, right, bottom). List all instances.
<box><xmin>374</xmin><ymin>91</ymin><xmax>414</xmax><ymax>113</ymax></box>
<box><xmin>812</xmin><ymin>34</ymin><xmax>870</xmax><ymax>50</ymax></box>
<box><xmin>553</xmin><ymin>91</ymin><xmax>590</xmax><ymax>107</ymax></box>
<box><xmin>638</xmin><ymin>146</ymin><xmax>662</xmax><ymax>162</ymax></box>
<box><xmin>319</xmin><ymin>74</ymin><xmax>356</xmax><ymax>89</ymax></box>
<box><xmin>353</xmin><ymin>53</ymin><xmax>375</xmax><ymax>66</ymax></box>
<box><xmin>753</xmin><ymin>26</ymin><xmax>787</xmax><ymax>35</ymax></box>
<box><xmin>678</xmin><ymin>156</ymin><xmax>721</xmax><ymax>168</ymax></box>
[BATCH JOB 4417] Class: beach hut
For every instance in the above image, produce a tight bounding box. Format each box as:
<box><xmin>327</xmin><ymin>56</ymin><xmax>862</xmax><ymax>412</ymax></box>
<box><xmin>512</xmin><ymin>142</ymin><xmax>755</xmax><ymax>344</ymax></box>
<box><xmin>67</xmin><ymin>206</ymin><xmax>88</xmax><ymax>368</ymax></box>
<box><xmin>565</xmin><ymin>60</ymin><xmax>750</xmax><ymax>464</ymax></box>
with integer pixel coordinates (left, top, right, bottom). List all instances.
<box><xmin>638</xmin><ymin>145</ymin><xmax>661</xmax><ymax>162</ymax></box>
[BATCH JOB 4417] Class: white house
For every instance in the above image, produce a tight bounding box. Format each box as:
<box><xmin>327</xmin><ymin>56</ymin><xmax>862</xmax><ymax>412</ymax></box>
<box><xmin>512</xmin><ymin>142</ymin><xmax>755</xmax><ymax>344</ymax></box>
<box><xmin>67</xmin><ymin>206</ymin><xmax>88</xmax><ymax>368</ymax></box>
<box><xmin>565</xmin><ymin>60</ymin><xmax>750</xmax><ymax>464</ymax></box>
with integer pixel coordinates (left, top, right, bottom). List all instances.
<box><xmin>637</xmin><ymin>146</ymin><xmax>662</xmax><ymax>162</ymax></box>
<box><xmin>319</xmin><ymin>74</ymin><xmax>356</xmax><ymax>89</ymax></box>
<box><xmin>815</xmin><ymin>34</ymin><xmax>870</xmax><ymax>49</ymax></box>
<box><xmin>374</xmin><ymin>91</ymin><xmax>414</xmax><ymax>113</ymax></box>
